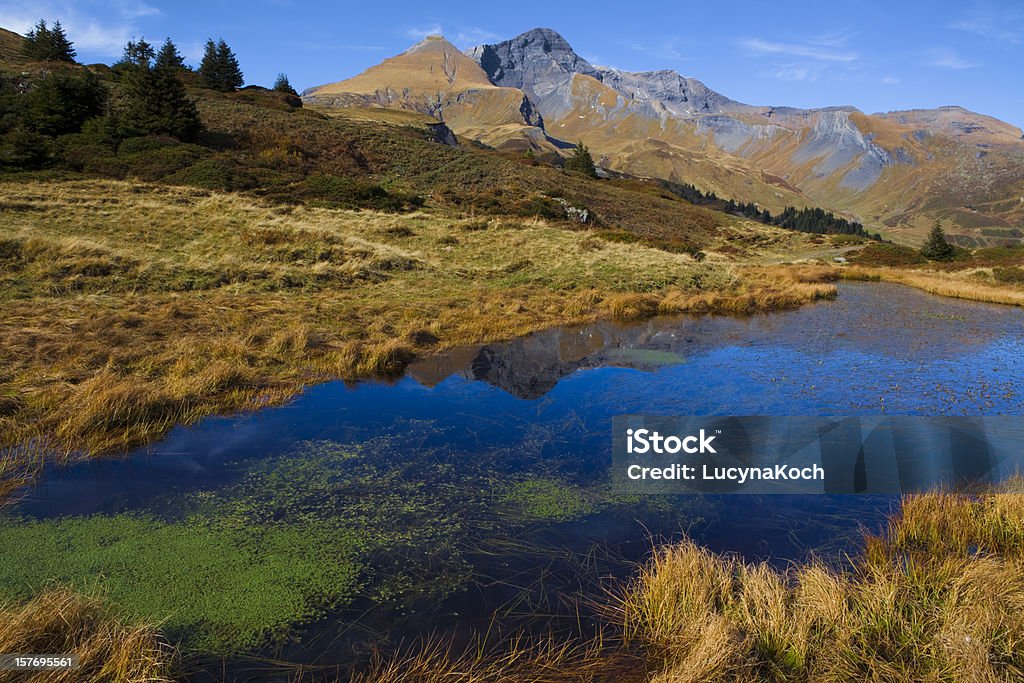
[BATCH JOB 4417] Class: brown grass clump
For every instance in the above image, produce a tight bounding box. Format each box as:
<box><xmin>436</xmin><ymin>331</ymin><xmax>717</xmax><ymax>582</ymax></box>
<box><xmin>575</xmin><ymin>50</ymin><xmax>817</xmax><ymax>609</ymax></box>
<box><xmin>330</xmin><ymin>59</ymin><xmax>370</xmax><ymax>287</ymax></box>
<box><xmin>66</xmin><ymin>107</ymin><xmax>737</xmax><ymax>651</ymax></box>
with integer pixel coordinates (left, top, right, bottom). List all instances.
<box><xmin>619</xmin><ymin>481</ymin><xmax>1024</xmax><ymax>682</ymax></box>
<box><xmin>0</xmin><ymin>588</ymin><xmax>176</xmax><ymax>683</ymax></box>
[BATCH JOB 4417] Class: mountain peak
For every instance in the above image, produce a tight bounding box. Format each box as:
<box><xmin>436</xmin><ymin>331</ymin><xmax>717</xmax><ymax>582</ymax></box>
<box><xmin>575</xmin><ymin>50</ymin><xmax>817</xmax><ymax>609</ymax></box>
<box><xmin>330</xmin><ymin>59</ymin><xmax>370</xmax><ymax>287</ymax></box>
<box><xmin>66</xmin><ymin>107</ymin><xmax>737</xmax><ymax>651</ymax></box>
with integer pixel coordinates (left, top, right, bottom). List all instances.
<box><xmin>405</xmin><ymin>34</ymin><xmax>454</xmax><ymax>54</ymax></box>
<box><xmin>467</xmin><ymin>27</ymin><xmax>599</xmax><ymax>89</ymax></box>
<box><xmin>510</xmin><ymin>27</ymin><xmax>574</xmax><ymax>51</ymax></box>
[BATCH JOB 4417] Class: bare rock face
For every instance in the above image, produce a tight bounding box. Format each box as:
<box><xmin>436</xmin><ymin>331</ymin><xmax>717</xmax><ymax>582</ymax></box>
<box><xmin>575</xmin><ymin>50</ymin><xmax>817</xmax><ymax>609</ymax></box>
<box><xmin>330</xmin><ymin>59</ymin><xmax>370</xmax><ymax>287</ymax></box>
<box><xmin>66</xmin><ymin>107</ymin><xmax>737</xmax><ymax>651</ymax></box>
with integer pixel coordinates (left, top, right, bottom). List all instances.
<box><xmin>593</xmin><ymin>68</ymin><xmax>747</xmax><ymax>117</ymax></box>
<box><xmin>467</xmin><ymin>28</ymin><xmax>743</xmax><ymax>121</ymax></box>
<box><xmin>468</xmin><ymin>28</ymin><xmax>602</xmax><ymax>120</ymax></box>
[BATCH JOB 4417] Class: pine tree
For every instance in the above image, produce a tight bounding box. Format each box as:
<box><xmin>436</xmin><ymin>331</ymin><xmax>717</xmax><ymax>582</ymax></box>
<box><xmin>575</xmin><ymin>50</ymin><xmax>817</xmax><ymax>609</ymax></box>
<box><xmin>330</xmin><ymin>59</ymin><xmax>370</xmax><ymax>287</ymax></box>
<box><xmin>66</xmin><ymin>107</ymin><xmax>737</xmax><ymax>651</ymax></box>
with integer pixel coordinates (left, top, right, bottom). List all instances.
<box><xmin>198</xmin><ymin>40</ymin><xmax>219</xmax><ymax>88</ymax></box>
<box><xmin>272</xmin><ymin>73</ymin><xmax>297</xmax><ymax>95</ymax></box>
<box><xmin>216</xmin><ymin>40</ymin><xmax>243</xmax><ymax>90</ymax></box>
<box><xmin>23</xmin><ymin>71</ymin><xmax>105</xmax><ymax>136</ymax></box>
<box><xmin>198</xmin><ymin>38</ymin><xmax>243</xmax><ymax>91</ymax></box>
<box><xmin>920</xmin><ymin>220</ymin><xmax>955</xmax><ymax>260</ymax></box>
<box><xmin>117</xmin><ymin>38</ymin><xmax>155</xmax><ymax>69</ymax></box>
<box><xmin>564</xmin><ymin>141</ymin><xmax>597</xmax><ymax>177</ymax></box>
<box><xmin>154</xmin><ymin>38</ymin><xmax>185</xmax><ymax>71</ymax></box>
<box><xmin>49</xmin><ymin>22</ymin><xmax>75</xmax><ymax>62</ymax></box>
<box><xmin>122</xmin><ymin>61</ymin><xmax>202</xmax><ymax>141</ymax></box>
<box><xmin>23</xmin><ymin>19</ymin><xmax>76</xmax><ymax>62</ymax></box>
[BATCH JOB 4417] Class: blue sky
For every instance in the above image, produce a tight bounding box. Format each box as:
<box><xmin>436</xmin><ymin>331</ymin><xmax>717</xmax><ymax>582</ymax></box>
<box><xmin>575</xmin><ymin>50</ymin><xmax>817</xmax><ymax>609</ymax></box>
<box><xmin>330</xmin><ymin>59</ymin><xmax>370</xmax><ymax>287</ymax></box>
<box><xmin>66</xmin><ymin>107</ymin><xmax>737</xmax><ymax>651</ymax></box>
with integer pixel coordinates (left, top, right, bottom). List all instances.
<box><xmin>2</xmin><ymin>0</ymin><xmax>1021</xmax><ymax>128</ymax></box>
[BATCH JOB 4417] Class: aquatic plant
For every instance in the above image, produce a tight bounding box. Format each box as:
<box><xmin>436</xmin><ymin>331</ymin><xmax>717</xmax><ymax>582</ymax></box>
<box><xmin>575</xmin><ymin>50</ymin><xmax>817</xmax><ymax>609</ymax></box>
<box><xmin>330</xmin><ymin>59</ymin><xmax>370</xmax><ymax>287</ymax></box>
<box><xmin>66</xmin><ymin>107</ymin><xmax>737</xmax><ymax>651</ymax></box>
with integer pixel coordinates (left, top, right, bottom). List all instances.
<box><xmin>0</xmin><ymin>513</ymin><xmax>362</xmax><ymax>652</ymax></box>
<box><xmin>500</xmin><ymin>478</ymin><xmax>597</xmax><ymax>522</ymax></box>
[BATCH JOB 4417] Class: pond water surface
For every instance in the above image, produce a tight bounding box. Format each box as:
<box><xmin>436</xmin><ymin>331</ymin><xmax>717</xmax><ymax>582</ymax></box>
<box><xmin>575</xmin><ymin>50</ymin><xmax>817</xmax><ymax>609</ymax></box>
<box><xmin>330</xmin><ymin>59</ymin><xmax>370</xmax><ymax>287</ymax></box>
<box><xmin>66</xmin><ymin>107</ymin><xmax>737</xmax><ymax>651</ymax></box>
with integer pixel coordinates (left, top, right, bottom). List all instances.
<box><xmin>5</xmin><ymin>282</ymin><xmax>1024</xmax><ymax>680</ymax></box>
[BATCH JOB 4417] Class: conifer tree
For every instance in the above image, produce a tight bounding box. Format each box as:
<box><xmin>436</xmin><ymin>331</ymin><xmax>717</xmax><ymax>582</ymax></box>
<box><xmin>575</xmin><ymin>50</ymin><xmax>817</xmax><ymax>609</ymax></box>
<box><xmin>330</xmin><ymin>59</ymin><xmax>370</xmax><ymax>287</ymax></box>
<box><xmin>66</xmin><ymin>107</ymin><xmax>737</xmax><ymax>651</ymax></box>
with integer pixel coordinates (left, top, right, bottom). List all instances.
<box><xmin>23</xmin><ymin>71</ymin><xmax>105</xmax><ymax>136</ymax></box>
<box><xmin>216</xmin><ymin>40</ymin><xmax>243</xmax><ymax>90</ymax></box>
<box><xmin>198</xmin><ymin>38</ymin><xmax>243</xmax><ymax>91</ymax></box>
<box><xmin>272</xmin><ymin>73</ymin><xmax>297</xmax><ymax>95</ymax></box>
<box><xmin>117</xmin><ymin>38</ymin><xmax>155</xmax><ymax>69</ymax></box>
<box><xmin>198</xmin><ymin>40</ymin><xmax>218</xmax><ymax>87</ymax></box>
<box><xmin>920</xmin><ymin>220</ymin><xmax>955</xmax><ymax>260</ymax></box>
<box><xmin>23</xmin><ymin>19</ymin><xmax>76</xmax><ymax>62</ymax></box>
<box><xmin>154</xmin><ymin>38</ymin><xmax>186</xmax><ymax>71</ymax></box>
<box><xmin>564</xmin><ymin>140</ymin><xmax>597</xmax><ymax>177</ymax></box>
<box><xmin>122</xmin><ymin>60</ymin><xmax>202</xmax><ymax>141</ymax></box>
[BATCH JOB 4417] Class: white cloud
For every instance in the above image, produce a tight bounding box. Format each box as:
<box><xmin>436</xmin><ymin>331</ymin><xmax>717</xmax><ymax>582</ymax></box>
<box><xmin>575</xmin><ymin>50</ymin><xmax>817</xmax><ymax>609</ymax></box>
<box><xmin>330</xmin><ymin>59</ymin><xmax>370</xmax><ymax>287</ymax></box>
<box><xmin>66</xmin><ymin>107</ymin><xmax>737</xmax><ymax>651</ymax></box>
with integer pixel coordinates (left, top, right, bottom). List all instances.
<box><xmin>949</xmin><ymin>5</ymin><xmax>1023</xmax><ymax>44</ymax></box>
<box><xmin>0</xmin><ymin>0</ymin><xmax>159</xmax><ymax>56</ymax></box>
<box><xmin>739</xmin><ymin>37</ymin><xmax>859</xmax><ymax>63</ymax></box>
<box><xmin>881</xmin><ymin>74</ymin><xmax>901</xmax><ymax>85</ymax></box>
<box><xmin>923</xmin><ymin>47</ymin><xmax>979</xmax><ymax>70</ymax></box>
<box><xmin>629</xmin><ymin>38</ymin><xmax>692</xmax><ymax>62</ymax></box>
<box><xmin>401</xmin><ymin>24</ymin><xmax>499</xmax><ymax>49</ymax></box>
<box><xmin>770</xmin><ymin>64</ymin><xmax>811</xmax><ymax>81</ymax></box>
<box><xmin>452</xmin><ymin>27</ymin><xmax>499</xmax><ymax>48</ymax></box>
<box><xmin>740</xmin><ymin>32</ymin><xmax>858</xmax><ymax>83</ymax></box>
<box><xmin>806</xmin><ymin>28</ymin><xmax>857</xmax><ymax>48</ymax></box>
<box><xmin>403</xmin><ymin>23</ymin><xmax>444</xmax><ymax>41</ymax></box>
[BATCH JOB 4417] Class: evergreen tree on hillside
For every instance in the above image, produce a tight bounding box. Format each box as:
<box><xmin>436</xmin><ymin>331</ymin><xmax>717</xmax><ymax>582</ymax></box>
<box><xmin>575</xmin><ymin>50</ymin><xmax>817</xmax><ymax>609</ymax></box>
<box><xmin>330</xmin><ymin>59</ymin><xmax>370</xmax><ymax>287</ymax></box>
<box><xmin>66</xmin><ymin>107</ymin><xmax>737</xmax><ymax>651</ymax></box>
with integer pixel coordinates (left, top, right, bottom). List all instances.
<box><xmin>23</xmin><ymin>19</ymin><xmax>76</xmax><ymax>62</ymax></box>
<box><xmin>217</xmin><ymin>40</ymin><xmax>243</xmax><ymax>89</ymax></box>
<box><xmin>198</xmin><ymin>39</ymin><xmax>243</xmax><ymax>92</ymax></box>
<box><xmin>920</xmin><ymin>220</ymin><xmax>955</xmax><ymax>260</ymax></box>
<box><xmin>23</xmin><ymin>71</ymin><xmax>105</xmax><ymax>136</ymax></box>
<box><xmin>564</xmin><ymin>141</ymin><xmax>597</xmax><ymax>177</ymax></box>
<box><xmin>198</xmin><ymin>40</ymin><xmax>218</xmax><ymax>85</ymax></box>
<box><xmin>117</xmin><ymin>38</ymin><xmax>155</xmax><ymax>69</ymax></box>
<box><xmin>122</xmin><ymin>52</ymin><xmax>202</xmax><ymax>141</ymax></box>
<box><xmin>154</xmin><ymin>38</ymin><xmax>186</xmax><ymax>71</ymax></box>
<box><xmin>272</xmin><ymin>73</ymin><xmax>297</xmax><ymax>96</ymax></box>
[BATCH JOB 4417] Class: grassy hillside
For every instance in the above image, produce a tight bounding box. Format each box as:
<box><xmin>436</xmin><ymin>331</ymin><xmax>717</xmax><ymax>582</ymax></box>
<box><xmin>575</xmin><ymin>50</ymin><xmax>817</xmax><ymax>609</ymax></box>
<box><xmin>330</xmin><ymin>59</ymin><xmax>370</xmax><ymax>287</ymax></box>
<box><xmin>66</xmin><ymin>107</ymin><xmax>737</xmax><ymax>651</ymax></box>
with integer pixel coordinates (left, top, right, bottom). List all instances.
<box><xmin>0</xmin><ymin>27</ymin><xmax>24</xmax><ymax>63</ymax></box>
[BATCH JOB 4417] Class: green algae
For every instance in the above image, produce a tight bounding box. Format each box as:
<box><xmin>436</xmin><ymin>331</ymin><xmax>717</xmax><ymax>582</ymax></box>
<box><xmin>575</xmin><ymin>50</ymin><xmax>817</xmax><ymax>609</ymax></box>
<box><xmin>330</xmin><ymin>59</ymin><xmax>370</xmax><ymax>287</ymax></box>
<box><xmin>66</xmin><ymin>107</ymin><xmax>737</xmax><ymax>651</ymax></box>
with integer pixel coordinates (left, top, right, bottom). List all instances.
<box><xmin>0</xmin><ymin>513</ymin><xmax>361</xmax><ymax>652</ymax></box>
<box><xmin>500</xmin><ymin>478</ymin><xmax>597</xmax><ymax>522</ymax></box>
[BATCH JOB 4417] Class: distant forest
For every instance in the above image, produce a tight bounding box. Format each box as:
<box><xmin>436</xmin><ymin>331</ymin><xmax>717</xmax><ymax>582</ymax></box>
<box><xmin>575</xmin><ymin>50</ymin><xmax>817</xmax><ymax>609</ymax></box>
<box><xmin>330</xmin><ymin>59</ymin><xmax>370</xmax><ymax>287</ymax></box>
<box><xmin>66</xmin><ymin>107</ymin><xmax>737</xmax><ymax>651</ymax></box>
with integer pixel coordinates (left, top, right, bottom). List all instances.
<box><xmin>660</xmin><ymin>179</ymin><xmax>883</xmax><ymax>240</ymax></box>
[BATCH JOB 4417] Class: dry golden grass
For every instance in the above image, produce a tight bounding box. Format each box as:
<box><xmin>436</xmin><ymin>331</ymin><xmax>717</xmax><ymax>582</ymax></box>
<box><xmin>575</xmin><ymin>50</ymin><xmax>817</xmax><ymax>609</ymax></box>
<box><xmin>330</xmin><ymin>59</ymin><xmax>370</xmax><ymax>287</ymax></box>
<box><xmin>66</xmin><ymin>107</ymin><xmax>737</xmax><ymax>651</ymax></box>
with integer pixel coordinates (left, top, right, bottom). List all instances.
<box><xmin>0</xmin><ymin>588</ymin><xmax>176</xmax><ymax>683</ymax></box>
<box><xmin>619</xmin><ymin>481</ymin><xmax>1024</xmax><ymax>683</ymax></box>
<box><xmin>843</xmin><ymin>266</ymin><xmax>1024</xmax><ymax>306</ymax></box>
<box><xmin>0</xmin><ymin>180</ymin><xmax>831</xmax><ymax>477</ymax></box>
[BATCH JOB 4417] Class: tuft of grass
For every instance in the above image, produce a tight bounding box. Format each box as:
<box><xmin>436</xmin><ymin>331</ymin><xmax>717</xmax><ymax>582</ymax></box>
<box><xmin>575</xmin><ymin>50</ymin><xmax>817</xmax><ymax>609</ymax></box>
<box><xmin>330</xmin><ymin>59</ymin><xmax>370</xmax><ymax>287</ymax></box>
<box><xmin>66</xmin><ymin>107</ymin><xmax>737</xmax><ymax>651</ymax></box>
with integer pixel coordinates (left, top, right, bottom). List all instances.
<box><xmin>618</xmin><ymin>479</ymin><xmax>1024</xmax><ymax>682</ymax></box>
<box><xmin>349</xmin><ymin>631</ymin><xmax>624</xmax><ymax>683</ymax></box>
<box><xmin>0</xmin><ymin>588</ymin><xmax>176</xmax><ymax>683</ymax></box>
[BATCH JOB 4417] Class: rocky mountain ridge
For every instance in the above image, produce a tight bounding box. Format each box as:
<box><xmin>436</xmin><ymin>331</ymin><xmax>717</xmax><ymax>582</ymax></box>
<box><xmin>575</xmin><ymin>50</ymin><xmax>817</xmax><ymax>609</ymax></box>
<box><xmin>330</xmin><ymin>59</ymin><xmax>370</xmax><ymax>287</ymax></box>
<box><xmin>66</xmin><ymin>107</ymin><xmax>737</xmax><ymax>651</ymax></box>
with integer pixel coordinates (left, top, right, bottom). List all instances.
<box><xmin>305</xmin><ymin>28</ymin><xmax>1024</xmax><ymax>244</ymax></box>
